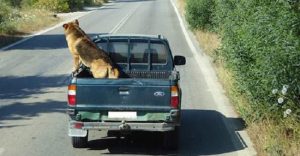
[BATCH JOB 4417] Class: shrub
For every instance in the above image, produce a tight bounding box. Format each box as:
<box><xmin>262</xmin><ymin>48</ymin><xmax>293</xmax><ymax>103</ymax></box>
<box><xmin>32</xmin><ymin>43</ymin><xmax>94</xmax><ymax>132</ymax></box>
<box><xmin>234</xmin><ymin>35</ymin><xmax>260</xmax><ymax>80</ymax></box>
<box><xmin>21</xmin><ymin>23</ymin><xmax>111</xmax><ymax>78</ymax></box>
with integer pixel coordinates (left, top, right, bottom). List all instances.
<box><xmin>68</xmin><ymin>0</ymin><xmax>84</xmax><ymax>11</ymax></box>
<box><xmin>185</xmin><ymin>0</ymin><xmax>215</xmax><ymax>30</ymax></box>
<box><xmin>83</xmin><ymin>0</ymin><xmax>93</xmax><ymax>5</ymax></box>
<box><xmin>2</xmin><ymin>0</ymin><xmax>23</xmax><ymax>7</ymax></box>
<box><xmin>33</xmin><ymin>0</ymin><xmax>69</xmax><ymax>12</ymax></box>
<box><xmin>212</xmin><ymin>0</ymin><xmax>237</xmax><ymax>31</ymax></box>
<box><xmin>21</xmin><ymin>0</ymin><xmax>39</xmax><ymax>8</ymax></box>
<box><xmin>0</xmin><ymin>2</ymin><xmax>16</xmax><ymax>34</ymax></box>
<box><xmin>0</xmin><ymin>2</ymin><xmax>12</xmax><ymax>23</ymax></box>
<box><xmin>216</xmin><ymin>0</ymin><xmax>300</xmax><ymax>121</ymax></box>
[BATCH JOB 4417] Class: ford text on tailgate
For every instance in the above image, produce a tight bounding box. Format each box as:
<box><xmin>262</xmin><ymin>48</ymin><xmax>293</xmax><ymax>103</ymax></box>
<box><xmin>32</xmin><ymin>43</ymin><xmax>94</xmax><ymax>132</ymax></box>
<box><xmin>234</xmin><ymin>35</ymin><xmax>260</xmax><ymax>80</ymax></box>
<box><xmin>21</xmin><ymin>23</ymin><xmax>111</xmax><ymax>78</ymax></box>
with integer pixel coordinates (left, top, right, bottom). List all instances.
<box><xmin>66</xmin><ymin>34</ymin><xmax>185</xmax><ymax>149</ymax></box>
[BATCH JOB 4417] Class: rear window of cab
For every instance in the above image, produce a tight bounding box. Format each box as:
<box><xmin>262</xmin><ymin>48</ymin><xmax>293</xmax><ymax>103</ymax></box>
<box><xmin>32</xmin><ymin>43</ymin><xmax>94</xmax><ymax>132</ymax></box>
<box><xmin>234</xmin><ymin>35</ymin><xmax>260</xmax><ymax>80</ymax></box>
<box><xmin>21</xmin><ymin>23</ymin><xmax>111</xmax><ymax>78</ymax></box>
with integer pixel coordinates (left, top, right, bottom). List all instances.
<box><xmin>96</xmin><ymin>38</ymin><xmax>168</xmax><ymax>65</ymax></box>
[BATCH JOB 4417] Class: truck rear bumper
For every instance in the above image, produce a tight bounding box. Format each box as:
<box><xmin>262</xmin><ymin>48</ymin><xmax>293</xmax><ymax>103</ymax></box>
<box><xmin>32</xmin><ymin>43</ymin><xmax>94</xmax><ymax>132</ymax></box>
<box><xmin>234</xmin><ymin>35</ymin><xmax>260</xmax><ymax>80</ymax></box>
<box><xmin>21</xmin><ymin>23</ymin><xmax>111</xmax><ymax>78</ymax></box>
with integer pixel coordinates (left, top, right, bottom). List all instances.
<box><xmin>68</xmin><ymin>120</ymin><xmax>178</xmax><ymax>137</ymax></box>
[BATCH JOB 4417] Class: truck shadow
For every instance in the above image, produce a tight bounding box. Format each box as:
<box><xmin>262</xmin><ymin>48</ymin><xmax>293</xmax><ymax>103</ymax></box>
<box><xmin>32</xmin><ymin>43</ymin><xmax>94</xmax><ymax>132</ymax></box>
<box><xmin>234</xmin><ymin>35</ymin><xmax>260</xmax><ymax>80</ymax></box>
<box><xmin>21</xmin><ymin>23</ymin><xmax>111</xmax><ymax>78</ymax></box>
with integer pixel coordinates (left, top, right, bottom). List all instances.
<box><xmin>0</xmin><ymin>75</ymin><xmax>69</xmax><ymax>100</ymax></box>
<box><xmin>88</xmin><ymin>131</ymin><xmax>176</xmax><ymax>155</ymax></box>
<box><xmin>0</xmin><ymin>100</ymin><xmax>66</xmax><ymax>128</ymax></box>
<box><xmin>86</xmin><ymin>109</ymin><xmax>246</xmax><ymax>155</ymax></box>
<box><xmin>179</xmin><ymin>109</ymin><xmax>246</xmax><ymax>155</ymax></box>
<box><xmin>0</xmin><ymin>75</ymin><xmax>68</xmax><ymax>127</ymax></box>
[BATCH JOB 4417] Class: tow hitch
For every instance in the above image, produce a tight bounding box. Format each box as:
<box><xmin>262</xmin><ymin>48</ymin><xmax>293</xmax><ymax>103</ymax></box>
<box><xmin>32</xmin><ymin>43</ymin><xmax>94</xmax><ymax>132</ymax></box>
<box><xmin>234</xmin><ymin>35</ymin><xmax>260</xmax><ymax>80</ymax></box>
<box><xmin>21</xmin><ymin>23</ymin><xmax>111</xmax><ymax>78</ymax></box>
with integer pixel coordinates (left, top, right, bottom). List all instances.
<box><xmin>119</xmin><ymin>120</ymin><xmax>131</xmax><ymax>131</ymax></box>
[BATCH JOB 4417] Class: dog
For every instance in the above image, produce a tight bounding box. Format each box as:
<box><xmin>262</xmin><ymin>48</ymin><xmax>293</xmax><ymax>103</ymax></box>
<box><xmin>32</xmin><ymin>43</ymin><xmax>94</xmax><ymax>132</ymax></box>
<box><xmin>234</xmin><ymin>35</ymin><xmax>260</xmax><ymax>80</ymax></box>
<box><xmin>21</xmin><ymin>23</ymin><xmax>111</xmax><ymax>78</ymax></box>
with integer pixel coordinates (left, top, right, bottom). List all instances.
<box><xmin>63</xmin><ymin>20</ymin><xmax>119</xmax><ymax>78</ymax></box>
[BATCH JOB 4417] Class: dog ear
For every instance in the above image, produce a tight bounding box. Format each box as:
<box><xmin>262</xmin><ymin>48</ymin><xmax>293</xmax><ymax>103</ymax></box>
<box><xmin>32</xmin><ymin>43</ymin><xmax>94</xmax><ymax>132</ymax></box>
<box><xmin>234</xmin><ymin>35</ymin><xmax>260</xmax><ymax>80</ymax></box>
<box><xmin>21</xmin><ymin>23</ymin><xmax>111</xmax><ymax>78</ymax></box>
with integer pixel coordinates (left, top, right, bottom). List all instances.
<box><xmin>63</xmin><ymin>24</ymin><xmax>69</xmax><ymax>29</ymax></box>
<box><xmin>75</xmin><ymin>19</ymin><xmax>79</xmax><ymax>26</ymax></box>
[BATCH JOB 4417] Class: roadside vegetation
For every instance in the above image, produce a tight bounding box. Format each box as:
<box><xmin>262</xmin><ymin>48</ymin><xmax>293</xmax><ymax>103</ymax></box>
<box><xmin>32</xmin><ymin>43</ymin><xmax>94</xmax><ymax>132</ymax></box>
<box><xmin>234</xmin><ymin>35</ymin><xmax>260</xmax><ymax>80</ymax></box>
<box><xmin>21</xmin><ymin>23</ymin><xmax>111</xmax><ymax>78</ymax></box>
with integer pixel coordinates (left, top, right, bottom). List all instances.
<box><xmin>179</xmin><ymin>0</ymin><xmax>300</xmax><ymax>155</ymax></box>
<box><xmin>0</xmin><ymin>0</ymin><xmax>108</xmax><ymax>48</ymax></box>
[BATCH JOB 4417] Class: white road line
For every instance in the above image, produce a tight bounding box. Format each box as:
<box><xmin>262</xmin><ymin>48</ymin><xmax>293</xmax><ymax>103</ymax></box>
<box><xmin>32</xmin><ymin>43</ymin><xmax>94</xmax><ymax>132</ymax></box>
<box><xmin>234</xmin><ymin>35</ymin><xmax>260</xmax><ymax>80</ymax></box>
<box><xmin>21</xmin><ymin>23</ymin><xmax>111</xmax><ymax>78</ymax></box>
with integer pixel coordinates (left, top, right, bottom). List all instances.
<box><xmin>109</xmin><ymin>12</ymin><xmax>131</xmax><ymax>33</ymax></box>
<box><xmin>109</xmin><ymin>4</ymin><xmax>139</xmax><ymax>33</ymax></box>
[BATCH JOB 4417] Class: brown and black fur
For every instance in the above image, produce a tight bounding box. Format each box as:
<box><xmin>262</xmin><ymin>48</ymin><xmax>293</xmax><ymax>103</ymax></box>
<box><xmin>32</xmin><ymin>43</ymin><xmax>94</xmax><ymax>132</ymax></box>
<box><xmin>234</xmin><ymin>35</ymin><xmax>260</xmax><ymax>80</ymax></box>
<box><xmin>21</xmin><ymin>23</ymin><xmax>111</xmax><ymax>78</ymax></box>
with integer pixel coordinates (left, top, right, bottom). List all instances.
<box><xmin>63</xmin><ymin>19</ymin><xmax>119</xmax><ymax>78</ymax></box>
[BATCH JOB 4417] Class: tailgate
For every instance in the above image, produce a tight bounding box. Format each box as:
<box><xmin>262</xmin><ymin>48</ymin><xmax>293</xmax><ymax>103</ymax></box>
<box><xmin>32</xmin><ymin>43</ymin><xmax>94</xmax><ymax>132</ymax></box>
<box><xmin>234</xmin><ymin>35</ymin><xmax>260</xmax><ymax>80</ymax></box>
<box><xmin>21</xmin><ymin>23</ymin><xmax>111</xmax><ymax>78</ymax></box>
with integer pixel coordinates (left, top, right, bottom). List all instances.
<box><xmin>75</xmin><ymin>78</ymin><xmax>174</xmax><ymax>111</ymax></box>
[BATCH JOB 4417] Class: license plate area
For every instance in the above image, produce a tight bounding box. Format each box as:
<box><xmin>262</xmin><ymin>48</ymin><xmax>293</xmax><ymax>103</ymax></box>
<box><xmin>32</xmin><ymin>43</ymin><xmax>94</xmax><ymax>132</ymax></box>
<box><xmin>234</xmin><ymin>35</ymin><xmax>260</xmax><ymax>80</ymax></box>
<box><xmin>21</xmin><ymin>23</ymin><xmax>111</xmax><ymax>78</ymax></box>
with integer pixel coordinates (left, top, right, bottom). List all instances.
<box><xmin>68</xmin><ymin>128</ymin><xmax>88</xmax><ymax>137</ymax></box>
<box><xmin>108</xmin><ymin>111</ymin><xmax>137</xmax><ymax>119</ymax></box>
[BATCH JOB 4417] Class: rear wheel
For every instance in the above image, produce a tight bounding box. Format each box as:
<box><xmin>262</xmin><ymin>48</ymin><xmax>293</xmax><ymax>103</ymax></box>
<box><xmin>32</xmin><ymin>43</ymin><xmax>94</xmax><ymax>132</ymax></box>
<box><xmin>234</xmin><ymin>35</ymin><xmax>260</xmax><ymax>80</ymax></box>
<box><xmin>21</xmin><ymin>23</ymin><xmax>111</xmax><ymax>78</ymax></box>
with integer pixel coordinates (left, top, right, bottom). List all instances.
<box><xmin>163</xmin><ymin>127</ymin><xmax>179</xmax><ymax>150</ymax></box>
<box><xmin>72</xmin><ymin>132</ymin><xmax>88</xmax><ymax>148</ymax></box>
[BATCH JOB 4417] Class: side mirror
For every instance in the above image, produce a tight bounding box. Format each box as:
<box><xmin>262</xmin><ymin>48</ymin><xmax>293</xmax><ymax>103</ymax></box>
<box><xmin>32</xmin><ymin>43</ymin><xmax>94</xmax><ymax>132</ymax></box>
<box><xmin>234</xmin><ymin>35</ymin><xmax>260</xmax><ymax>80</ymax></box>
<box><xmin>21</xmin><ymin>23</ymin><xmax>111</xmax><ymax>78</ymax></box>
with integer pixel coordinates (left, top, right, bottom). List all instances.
<box><xmin>174</xmin><ymin>55</ymin><xmax>186</xmax><ymax>65</ymax></box>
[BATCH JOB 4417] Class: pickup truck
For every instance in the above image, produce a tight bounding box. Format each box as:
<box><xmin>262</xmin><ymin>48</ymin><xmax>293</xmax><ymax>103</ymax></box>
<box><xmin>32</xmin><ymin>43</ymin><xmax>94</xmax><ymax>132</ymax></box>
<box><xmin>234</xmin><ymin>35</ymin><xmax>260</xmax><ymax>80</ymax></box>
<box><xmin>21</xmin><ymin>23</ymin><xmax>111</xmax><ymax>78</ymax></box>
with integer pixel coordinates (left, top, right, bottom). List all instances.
<box><xmin>67</xmin><ymin>34</ymin><xmax>186</xmax><ymax>149</ymax></box>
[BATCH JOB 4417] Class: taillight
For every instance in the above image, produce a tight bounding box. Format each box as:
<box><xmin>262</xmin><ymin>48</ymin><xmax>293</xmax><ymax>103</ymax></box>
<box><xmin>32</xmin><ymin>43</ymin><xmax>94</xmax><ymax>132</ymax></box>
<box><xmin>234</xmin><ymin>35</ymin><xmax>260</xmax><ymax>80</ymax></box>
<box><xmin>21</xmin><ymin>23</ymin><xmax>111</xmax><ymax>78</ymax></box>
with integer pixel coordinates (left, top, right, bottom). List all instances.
<box><xmin>68</xmin><ymin>85</ymin><xmax>76</xmax><ymax>106</ymax></box>
<box><xmin>171</xmin><ymin>86</ymin><xmax>179</xmax><ymax>109</ymax></box>
<box><xmin>74</xmin><ymin>122</ymin><xmax>83</xmax><ymax>129</ymax></box>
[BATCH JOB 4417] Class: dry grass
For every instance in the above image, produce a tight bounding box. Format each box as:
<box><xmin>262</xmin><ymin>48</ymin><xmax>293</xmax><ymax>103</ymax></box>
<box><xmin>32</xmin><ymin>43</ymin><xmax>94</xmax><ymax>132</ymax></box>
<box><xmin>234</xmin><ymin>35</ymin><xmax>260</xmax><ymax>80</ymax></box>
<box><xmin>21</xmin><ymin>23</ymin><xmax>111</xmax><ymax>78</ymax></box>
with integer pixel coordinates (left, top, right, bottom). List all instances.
<box><xmin>0</xmin><ymin>9</ymin><xmax>60</xmax><ymax>48</ymax></box>
<box><xmin>14</xmin><ymin>9</ymin><xmax>60</xmax><ymax>34</ymax></box>
<box><xmin>248</xmin><ymin>119</ymin><xmax>300</xmax><ymax>156</ymax></box>
<box><xmin>177</xmin><ymin>0</ymin><xmax>186</xmax><ymax>15</ymax></box>
<box><xmin>194</xmin><ymin>30</ymin><xmax>220</xmax><ymax>56</ymax></box>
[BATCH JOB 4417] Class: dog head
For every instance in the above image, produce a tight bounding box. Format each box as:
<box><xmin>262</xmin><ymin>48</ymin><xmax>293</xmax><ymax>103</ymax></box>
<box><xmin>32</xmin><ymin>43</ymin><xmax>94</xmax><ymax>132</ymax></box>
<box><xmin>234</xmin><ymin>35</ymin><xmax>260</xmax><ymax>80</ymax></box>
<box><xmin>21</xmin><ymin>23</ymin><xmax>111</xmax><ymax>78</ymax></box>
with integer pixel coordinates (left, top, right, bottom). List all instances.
<box><xmin>62</xmin><ymin>19</ymin><xmax>79</xmax><ymax>31</ymax></box>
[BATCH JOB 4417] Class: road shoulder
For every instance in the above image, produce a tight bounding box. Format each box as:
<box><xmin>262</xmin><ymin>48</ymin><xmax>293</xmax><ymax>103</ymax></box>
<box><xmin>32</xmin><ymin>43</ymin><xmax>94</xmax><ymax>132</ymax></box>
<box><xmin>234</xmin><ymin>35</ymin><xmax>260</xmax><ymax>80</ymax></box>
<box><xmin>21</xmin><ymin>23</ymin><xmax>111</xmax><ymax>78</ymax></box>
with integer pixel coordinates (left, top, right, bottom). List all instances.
<box><xmin>169</xmin><ymin>0</ymin><xmax>257</xmax><ymax>155</ymax></box>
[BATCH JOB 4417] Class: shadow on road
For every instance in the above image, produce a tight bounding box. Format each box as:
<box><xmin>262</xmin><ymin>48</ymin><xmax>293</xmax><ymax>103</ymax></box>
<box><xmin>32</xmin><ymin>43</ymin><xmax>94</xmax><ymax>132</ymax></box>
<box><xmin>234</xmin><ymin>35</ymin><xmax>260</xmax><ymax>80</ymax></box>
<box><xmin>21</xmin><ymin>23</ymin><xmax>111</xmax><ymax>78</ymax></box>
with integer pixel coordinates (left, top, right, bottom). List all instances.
<box><xmin>180</xmin><ymin>109</ymin><xmax>246</xmax><ymax>155</ymax></box>
<box><xmin>0</xmin><ymin>75</ymin><xmax>69</xmax><ymax>99</ymax></box>
<box><xmin>1</xmin><ymin>33</ymin><xmax>99</xmax><ymax>51</ymax></box>
<box><xmin>81</xmin><ymin>109</ymin><xmax>246</xmax><ymax>155</ymax></box>
<box><xmin>0</xmin><ymin>35</ymin><xmax>25</xmax><ymax>49</ymax></box>
<box><xmin>88</xmin><ymin>131</ymin><xmax>176</xmax><ymax>155</ymax></box>
<box><xmin>0</xmin><ymin>75</ymin><xmax>67</xmax><ymax>128</ymax></box>
<box><xmin>0</xmin><ymin>100</ymin><xmax>66</xmax><ymax>128</ymax></box>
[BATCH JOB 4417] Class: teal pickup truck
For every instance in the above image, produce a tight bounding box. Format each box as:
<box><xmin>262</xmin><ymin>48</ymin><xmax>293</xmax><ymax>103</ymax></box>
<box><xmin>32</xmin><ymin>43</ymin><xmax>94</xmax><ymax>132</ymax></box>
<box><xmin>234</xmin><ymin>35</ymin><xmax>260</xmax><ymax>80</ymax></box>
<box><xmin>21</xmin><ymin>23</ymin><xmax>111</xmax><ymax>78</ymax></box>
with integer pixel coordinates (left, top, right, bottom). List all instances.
<box><xmin>67</xmin><ymin>34</ymin><xmax>185</xmax><ymax>149</ymax></box>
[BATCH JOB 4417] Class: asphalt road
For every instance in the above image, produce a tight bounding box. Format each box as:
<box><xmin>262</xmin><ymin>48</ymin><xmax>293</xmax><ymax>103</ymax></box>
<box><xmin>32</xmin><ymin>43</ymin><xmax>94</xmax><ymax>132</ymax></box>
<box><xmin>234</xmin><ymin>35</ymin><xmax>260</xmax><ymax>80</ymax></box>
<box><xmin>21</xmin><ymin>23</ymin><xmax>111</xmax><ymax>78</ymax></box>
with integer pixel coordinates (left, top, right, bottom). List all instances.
<box><xmin>0</xmin><ymin>0</ymin><xmax>255</xmax><ymax>155</ymax></box>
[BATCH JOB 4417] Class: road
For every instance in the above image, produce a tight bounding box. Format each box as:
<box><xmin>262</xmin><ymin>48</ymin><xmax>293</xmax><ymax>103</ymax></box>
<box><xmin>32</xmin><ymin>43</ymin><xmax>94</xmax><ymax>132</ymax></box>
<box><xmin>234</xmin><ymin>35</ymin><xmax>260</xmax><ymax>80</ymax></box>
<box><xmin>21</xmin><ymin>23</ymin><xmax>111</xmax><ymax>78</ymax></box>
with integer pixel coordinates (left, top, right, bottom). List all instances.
<box><xmin>0</xmin><ymin>0</ymin><xmax>255</xmax><ymax>155</ymax></box>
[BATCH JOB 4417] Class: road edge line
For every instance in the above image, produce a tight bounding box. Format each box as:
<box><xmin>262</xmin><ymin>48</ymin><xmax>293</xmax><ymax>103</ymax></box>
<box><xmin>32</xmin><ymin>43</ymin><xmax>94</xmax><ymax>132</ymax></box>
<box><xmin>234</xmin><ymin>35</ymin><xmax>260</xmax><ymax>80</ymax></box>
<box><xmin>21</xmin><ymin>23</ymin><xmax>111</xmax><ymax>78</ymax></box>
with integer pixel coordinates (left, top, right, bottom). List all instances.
<box><xmin>169</xmin><ymin>0</ymin><xmax>257</xmax><ymax>155</ymax></box>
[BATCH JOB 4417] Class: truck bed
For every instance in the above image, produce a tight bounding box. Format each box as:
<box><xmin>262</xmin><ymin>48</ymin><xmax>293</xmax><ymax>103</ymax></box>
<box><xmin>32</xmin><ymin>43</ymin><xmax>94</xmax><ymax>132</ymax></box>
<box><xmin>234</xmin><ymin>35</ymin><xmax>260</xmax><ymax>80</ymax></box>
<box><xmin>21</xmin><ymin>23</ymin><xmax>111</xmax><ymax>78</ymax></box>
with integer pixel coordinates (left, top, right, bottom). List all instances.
<box><xmin>74</xmin><ymin>66</ymin><xmax>173</xmax><ymax>79</ymax></box>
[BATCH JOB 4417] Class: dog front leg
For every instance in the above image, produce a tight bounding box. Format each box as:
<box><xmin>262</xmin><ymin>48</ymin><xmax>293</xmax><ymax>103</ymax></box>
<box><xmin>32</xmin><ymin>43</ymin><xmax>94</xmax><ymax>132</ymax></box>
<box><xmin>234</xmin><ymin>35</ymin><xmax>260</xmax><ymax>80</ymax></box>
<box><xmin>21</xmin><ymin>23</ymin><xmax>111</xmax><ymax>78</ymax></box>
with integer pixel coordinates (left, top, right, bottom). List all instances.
<box><xmin>73</xmin><ymin>55</ymin><xmax>80</xmax><ymax>72</ymax></box>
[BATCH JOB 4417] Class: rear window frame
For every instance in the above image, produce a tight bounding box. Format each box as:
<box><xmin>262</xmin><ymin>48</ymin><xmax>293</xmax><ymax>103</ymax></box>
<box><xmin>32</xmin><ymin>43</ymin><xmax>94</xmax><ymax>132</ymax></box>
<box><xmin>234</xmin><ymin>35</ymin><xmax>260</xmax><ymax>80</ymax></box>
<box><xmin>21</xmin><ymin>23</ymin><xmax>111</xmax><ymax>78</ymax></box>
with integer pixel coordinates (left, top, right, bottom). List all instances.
<box><xmin>95</xmin><ymin>36</ymin><xmax>172</xmax><ymax>71</ymax></box>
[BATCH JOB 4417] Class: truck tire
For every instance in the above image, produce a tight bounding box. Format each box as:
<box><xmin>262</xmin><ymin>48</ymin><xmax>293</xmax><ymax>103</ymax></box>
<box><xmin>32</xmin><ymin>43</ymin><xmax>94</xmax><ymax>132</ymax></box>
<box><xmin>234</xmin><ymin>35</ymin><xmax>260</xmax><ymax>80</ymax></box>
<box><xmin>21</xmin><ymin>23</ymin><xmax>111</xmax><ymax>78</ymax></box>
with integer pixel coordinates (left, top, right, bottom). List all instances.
<box><xmin>72</xmin><ymin>133</ymin><xmax>88</xmax><ymax>148</ymax></box>
<box><xmin>163</xmin><ymin>127</ymin><xmax>179</xmax><ymax>150</ymax></box>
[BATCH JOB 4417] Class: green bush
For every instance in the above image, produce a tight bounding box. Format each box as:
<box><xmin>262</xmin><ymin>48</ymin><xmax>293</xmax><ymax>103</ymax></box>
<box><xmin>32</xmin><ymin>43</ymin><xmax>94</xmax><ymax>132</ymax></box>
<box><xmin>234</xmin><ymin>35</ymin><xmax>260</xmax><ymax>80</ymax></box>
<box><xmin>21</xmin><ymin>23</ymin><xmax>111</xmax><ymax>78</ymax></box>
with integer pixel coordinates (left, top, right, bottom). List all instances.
<box><xmin>186</xmin><ymin>1</ymin><xmax>300</xmax><ymax>153</ymax></box>
<box><xmin>2</xmin><ymin>0</ymin><xmax>23</xmax><ymax>7</ymax></box>
<box><xmin>212</xmin><ymin>0</ymin><xmax>237</xmax><ymax>31</ymax></box>
<box><xmin>216</xmin><ymin>1</ymin><xmax>300</xmax><ymax>120</ymax></box>
<box><xmin>33</xmin><ymin>0</ymin><xmax>69</xmax><ymax>12</ymax></box>
<box><xmin>0</xmin><ymin>2</ymin><xmax>16</xmax><ymax>33</ymax></box>
<box><xmin>83</xmin><ymin>0</ymin><xmax>93</xmax><ymax>5</ymax></box>
<box><xmin>21</xmin><ymin>0</ymin><xmax>39</xmax><ymax>8</ymax></box>
<box><xmin>68</xmin><ymin>0</ymin><xmax>84</xmax><ymax>11</ymax></box>
<box><xmin>186</xmin><ymin>0</ymin><xmax>300</xmax><ymax>121</ymax></box>
<box><xmin>185</xmin><ymin>0</ymin><xmax>215</xmax><ymax>30</ymax></box>
<box><xmin>0</xmin><ymin>2</ymin><xmax>12</xmax><ymax>23</ymax></box>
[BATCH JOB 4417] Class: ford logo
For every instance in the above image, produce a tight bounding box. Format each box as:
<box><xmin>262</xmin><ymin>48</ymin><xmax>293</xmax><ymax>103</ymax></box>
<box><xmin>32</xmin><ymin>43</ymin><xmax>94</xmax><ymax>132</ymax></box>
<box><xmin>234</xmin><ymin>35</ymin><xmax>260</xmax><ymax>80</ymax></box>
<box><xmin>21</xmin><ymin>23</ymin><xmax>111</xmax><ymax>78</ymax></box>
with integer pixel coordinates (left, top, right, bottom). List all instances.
<box><xmin>154</xmin><ymin>91</ymin><xmax>165</xmax><ymax>97</ymax></box>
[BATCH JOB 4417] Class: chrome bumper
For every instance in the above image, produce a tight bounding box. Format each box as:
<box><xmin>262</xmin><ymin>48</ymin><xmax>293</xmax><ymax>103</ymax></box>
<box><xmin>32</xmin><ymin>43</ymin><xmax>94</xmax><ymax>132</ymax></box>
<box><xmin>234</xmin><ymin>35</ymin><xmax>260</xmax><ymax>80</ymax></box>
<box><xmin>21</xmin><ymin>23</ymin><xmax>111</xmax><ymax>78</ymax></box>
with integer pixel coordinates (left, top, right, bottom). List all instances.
<box><xmin>68</xmin><ymin>121</ymin><xmax>177</xmax><ymax>137</ymax></box>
